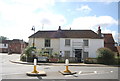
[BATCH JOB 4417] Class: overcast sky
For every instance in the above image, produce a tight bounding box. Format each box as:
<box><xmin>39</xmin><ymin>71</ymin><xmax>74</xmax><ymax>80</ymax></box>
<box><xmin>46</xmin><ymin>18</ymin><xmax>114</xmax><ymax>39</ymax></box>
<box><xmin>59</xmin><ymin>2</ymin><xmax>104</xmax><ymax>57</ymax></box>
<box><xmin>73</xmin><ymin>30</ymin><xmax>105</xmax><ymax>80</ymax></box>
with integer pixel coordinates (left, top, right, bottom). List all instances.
<box><xmin>0</xmin><ymin>0</ymin><xmax>119</xmax><ymax>42</ymax></box>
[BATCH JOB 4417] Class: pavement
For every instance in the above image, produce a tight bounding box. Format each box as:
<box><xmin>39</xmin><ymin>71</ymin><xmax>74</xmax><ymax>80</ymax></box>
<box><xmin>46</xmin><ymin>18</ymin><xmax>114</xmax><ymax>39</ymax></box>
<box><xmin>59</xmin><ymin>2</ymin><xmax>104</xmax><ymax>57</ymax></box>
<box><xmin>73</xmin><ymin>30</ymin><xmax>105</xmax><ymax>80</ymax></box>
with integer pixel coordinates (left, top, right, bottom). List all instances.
<box><xmin>1</xmin><ymin>54</ymin><xmax>119</xmax><ymax>80</ymax></box>
<box><xmin>9</xmin><ymin>59</ymin><xmax>116</xmax><ymax>67</ymax></box>
<box><xmin>3</xmin><ymin>53</ymin><xmax>119</xmax><ymax>67</ymax></box>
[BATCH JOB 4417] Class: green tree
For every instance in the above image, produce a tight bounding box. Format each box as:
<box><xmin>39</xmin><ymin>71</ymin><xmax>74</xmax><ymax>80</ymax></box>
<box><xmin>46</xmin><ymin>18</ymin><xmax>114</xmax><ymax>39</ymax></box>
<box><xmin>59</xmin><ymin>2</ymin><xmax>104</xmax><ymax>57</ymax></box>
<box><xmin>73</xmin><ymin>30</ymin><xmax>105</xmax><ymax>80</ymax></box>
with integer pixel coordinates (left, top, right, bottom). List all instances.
<box><xmin>0</xmin><ymin>36</ymin><xmax>8</xmax><ymax>42</ymax></box>
<box><xmin>20</xmin><ymin>46</ymin><xmax>37</xmax><ymax>62</ymax></box>
<box><xmin>97</xmin><ymin>48</ymin><xmax>115</xmax><ymax>65</ymax></box>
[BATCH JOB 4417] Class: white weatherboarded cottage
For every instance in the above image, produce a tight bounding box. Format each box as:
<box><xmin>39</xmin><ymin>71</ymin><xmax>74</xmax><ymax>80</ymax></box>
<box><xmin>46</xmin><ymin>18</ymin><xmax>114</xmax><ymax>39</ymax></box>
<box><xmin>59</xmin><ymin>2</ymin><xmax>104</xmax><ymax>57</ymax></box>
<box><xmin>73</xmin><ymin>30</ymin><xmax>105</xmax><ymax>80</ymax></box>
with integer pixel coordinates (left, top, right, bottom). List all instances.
<box><xmin>28</xmin><ymin>26</ymin><xmax>104</xmax><ymax>62</ymax></box>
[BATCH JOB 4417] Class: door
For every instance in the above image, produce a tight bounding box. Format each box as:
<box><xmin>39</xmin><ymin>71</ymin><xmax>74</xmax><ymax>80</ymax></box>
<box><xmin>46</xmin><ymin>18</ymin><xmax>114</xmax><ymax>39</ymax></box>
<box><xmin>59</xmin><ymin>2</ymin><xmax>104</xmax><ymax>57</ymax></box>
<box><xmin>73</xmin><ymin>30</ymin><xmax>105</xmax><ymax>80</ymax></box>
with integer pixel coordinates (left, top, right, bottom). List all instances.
<box><xmin>75</xmin><ymin>49</ymin><xmax>82</xmax><ymax>62</ymax></box>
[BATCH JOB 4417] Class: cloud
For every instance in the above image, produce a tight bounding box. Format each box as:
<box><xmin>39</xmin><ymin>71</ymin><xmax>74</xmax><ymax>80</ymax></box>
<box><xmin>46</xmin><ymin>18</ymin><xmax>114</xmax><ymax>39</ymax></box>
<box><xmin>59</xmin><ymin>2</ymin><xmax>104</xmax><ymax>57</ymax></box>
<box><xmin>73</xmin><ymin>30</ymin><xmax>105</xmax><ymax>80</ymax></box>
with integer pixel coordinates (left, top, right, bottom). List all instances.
<box><xmin>0</xmin><ymin>0</ymin><xmax>66</xmax><ymax>41</ymax></box>
<box><xmin>68</xmin><ymin>15</ymin><xmax>118</xmax><ymax>42</ymax></box>
<box><xmin>76</xmin><ymin>5</ymin><xmax>92</xmax><ymax>13</ymax></box>
<box><xmin>38</xmin><ymin>12</ymin><xmax>66</xmax><ymax>27</ymax></box>
<box><xmin>70</xmin><ymin>16</ymin><xmax>117</xmax><ymax>30</ymax></box>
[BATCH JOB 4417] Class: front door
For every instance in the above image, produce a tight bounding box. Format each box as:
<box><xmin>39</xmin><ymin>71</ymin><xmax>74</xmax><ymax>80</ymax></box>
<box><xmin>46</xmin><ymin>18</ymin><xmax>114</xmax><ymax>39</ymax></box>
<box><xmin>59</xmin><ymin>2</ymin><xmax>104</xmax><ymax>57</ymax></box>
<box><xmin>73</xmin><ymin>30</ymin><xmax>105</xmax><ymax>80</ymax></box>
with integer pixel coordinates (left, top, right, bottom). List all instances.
<box><xmin>75</xmin><ymin>49</ymin><xmax>82</xmax><ymax>62</ymax></box>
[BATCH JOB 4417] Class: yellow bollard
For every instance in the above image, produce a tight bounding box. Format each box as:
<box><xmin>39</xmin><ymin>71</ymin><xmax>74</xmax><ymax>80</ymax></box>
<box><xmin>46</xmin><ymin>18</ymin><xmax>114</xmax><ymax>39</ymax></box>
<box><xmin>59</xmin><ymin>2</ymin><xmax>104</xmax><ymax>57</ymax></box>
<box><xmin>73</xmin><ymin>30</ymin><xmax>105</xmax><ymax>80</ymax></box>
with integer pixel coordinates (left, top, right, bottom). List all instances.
<box><xmin>26</xmin><ymin>58</ymin><xmax>46</xmax><ymax>76</ymax></box>
<box><xmin>59</xmin><ymin>59</ymin><xmax>76</xmax><ymax>75</ymax></box>
<box><xmin>32</xmin><ymin>59</ymin><xmax>39</xmax><ymax>73</ymax></box>
<box><xmin>64</xmin><ymin>65</ymin><xmax>71</xmax><ymax>73</ymax></box>
<box><xmin>64</xmin><ymin>59</ymin><xmax>71</xmax><ymax>73</ymax></box>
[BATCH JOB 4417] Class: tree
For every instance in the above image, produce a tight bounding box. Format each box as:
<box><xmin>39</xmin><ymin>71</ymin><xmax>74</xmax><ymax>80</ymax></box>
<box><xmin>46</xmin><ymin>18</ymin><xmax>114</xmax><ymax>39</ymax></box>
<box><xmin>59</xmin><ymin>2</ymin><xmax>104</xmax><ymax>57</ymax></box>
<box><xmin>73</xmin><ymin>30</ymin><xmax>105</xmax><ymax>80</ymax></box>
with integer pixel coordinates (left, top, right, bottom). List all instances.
<box><xmin>20</xmin><ymin>46</ymin><xmax>37</xmax><ymax>62</ymax></box>
<box><xmin>0</xmin><ymin>36</ymin><xmax>8</xmax><ymax>42</ymax></box>
<box><xmin>97</xmin><ymin>48</ymin><xmax>115</xmax><ymax>65</ymax></box>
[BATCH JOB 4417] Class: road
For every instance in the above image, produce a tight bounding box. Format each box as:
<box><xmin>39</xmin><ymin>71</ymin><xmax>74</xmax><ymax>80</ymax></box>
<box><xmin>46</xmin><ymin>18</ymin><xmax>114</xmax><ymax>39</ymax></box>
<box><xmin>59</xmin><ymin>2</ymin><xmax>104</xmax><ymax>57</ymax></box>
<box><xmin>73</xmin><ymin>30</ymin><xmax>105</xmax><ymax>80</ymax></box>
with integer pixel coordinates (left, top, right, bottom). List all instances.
<box><xmin>0</xmin><ymin>53</ymin><xmax>119</xmax><ymax>80</ymax></box>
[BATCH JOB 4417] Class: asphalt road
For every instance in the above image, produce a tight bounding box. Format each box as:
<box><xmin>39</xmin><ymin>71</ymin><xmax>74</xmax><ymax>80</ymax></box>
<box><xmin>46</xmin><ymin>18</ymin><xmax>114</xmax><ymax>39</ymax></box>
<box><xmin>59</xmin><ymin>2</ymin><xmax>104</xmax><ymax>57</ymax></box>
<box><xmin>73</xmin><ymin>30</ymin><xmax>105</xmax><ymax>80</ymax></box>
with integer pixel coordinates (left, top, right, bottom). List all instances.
<box><xmin>0</xmin><ymin>53</ymin><xmax>119</xmax><ymax>80</ymax></box>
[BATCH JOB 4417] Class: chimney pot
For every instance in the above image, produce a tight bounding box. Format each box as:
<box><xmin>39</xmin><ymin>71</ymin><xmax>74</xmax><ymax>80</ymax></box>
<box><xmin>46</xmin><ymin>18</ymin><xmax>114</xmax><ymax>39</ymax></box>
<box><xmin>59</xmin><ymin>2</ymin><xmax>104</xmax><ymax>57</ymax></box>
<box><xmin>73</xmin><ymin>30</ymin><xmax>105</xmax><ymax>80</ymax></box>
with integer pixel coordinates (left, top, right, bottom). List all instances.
<box><xmin>98</xmin><ymin>26</ymin><xmax>101</xmax><ymax>38</ymax></box>
<box><xmin>58</xmin><ymin>26</ymin><xmax>61</xmax><ymax>30</ymax></box>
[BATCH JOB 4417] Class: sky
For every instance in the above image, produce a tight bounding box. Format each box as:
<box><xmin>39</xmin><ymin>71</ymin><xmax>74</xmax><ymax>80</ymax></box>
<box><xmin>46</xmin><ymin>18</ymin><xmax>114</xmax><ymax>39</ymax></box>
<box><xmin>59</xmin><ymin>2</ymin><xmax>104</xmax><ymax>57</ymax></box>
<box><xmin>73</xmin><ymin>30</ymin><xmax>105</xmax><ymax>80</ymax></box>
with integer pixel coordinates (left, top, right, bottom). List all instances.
<box><xmin>0</xmin><ymin>0</ymin><xmax>119</xmax><ymax>42</ymax></box>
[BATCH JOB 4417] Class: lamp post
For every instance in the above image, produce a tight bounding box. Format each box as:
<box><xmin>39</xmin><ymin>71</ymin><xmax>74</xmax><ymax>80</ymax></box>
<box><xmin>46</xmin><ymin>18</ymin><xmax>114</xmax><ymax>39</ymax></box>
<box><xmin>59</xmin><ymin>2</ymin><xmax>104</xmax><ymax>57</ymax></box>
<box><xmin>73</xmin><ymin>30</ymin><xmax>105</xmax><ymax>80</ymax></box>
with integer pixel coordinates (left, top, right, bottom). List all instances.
<box><xmin>31</xmin><ymin>26</ymin><xmax>35</xmax><ymax>48</ymax></box>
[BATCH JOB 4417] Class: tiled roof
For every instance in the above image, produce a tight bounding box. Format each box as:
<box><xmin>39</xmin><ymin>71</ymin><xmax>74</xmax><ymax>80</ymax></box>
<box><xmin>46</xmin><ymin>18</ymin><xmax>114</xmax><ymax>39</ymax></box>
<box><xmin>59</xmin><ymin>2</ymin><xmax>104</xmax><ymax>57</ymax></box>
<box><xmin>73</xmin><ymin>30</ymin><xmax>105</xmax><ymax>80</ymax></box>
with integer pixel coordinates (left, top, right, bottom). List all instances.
<box><xmin>29</xmin><ymin>30</ymin><xmax>102</xmax><ymax>39</ymax></box>
<box><xmin>0</xmin><ymin>40</ymin><xmax>11</xmax><ymax>43</ymax></box>
<box><xmin>0</xmin><ymin>39</ymin><xmax>26</xmax><ymax>43</ymax></box>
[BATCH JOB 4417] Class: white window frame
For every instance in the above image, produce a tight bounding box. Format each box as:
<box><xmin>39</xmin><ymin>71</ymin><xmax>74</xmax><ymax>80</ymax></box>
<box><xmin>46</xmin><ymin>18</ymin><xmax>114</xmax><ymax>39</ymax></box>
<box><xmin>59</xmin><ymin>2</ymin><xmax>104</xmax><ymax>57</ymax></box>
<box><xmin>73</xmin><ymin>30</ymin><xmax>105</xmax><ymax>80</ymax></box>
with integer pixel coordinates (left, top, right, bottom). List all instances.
<box><xmin>83</xmin><ymin>39</ymin><xmax>89</xmax><ymax>47</ymax></box>
<box><xmin>65</xmin><ymin>39</ymin><xmax>70</xmax><ymax>46</ymax></box>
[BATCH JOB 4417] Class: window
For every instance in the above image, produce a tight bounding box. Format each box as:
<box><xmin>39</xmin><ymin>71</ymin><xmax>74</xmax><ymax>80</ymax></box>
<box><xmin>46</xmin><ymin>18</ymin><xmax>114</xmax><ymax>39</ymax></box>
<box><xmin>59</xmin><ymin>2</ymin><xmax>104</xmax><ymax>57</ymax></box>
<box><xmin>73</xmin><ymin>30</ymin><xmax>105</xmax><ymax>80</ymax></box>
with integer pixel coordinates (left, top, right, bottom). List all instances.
<box><xmin>65</xmin><ymin>39</ymin><xmax>70</xmax><ymax>46</ymax></box>
<box><xmin>45</xmin><ymin>39</ymin><xmax>50</xmax><ymax>47</ymax></box>
<box><xmin>83</xmin><ymin>40</ymin><xmax>89</xmax><ymax>46</ymax></box>
<box><xmin>83</xmin><ymin>52</ymin><xmax>89</xmax><ymax>60</ymax></box>
<box><xmin>64</xmin><ymin>51</ymin><xmax>70</xmax><ymax>58</ymax></box>
<box><xmin>4</xmin><ymin>44</ymin><xmax>7</xmax><ymax>47</ymax></box>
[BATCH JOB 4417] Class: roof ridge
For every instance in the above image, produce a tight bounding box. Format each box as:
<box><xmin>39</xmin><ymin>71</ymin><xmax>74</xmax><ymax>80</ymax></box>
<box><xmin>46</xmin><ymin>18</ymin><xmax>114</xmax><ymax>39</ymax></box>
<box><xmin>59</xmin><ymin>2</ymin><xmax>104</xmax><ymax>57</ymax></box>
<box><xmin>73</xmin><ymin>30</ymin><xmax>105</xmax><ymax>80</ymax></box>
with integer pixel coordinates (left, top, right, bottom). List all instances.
<box><xmin>29</xmin><ymin>29</ymin><xmax>102</xmax><ymax>39</ymax></box>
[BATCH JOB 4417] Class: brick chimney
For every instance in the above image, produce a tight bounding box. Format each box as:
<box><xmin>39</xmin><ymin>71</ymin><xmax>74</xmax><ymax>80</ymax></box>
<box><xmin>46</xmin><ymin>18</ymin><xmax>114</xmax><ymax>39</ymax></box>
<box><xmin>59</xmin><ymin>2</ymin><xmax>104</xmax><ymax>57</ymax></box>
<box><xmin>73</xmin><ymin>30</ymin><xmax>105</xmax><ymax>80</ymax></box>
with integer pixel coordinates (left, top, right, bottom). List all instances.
<box><xmin>97</xmin><ymin>26</ymin><xmax>101</xmax><ymax>38</ymax></box>
<box><xmin>58</xmin><ymin>26</ymin><xmax>61</xmax><ymax>30</ymax></box>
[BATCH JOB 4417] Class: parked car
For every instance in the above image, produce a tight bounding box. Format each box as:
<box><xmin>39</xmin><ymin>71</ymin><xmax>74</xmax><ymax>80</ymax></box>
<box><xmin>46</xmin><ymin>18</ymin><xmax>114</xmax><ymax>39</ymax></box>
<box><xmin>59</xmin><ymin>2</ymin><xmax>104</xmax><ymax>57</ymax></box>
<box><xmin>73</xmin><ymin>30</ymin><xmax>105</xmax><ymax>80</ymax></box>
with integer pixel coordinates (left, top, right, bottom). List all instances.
<box><xmin>37</xmin><ymin>57</ymin><xmax>49</xmax><ymax>62</ymax></box>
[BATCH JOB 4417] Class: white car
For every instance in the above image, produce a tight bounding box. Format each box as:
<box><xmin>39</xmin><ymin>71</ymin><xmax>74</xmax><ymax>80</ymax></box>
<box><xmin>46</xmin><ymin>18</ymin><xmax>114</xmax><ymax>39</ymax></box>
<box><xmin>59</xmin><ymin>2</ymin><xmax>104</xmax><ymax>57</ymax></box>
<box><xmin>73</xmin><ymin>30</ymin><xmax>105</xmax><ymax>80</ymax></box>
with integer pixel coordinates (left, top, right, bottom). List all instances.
<box><xmin>37</xmin><ymin>57</ymin><xmax>49</xmax><ymax>62</ymax></box>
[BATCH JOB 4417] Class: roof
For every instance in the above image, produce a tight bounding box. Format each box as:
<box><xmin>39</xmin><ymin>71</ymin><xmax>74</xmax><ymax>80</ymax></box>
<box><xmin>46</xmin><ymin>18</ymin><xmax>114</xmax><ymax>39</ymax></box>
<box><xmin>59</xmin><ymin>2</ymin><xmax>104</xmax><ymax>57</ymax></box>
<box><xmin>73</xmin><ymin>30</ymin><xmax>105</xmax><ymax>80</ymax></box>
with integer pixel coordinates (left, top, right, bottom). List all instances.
<box><xmin>103</xmin><ymin>34</ymin><xmax>115</xmax><ymax>44</ymax></box>
<box><xmin>0</xmin><ymin>39</ymin><xmax>27</xmax><ymax>44</ymax></box>
<box><xmin>0</xmin><ymin>40</ymin><xmax>11</xmax><ymax>43</ymax></box>
<box><xmin>29</xmin><ymin>30</ymin><xmax>102</xmax><ymax>39</ymax></box>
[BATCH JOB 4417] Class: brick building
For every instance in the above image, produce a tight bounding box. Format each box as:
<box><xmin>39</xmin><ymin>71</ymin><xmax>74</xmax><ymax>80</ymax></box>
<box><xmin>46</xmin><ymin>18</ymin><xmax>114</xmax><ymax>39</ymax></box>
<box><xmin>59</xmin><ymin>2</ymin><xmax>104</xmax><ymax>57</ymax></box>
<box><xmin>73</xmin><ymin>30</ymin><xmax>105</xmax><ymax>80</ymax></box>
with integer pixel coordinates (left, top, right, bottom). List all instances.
<box><xmin>0</xmin><ymin>39</ymin><xmax>28</xmax><ymax>54</ymax></box>
<box><xmin>0</xmin><ymin>40</ymin><xmax>10</xmax><ymax>53</ymax></box>
<box><xmin>103</xmin><ymin>34</ymin><xmax>116</xmax><ymax>52</ymax></box>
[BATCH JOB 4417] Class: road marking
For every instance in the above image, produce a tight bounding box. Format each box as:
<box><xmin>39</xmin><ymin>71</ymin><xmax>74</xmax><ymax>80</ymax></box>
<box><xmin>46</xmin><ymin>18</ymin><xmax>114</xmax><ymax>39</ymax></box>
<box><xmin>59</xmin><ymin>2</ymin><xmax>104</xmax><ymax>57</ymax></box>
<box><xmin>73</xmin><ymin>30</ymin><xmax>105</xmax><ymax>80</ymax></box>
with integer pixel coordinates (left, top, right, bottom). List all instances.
<box><xmin>94</xmin><ymin>71</ymin><xmax>97</xmax><ymax>74</ymax></box>
<box><xmin>2</xmin><ymin>73</ymin><xmax>25</xmax><ymax>76</ymax></box>
<box><xmin>110</xmin><ymin>71</ymin><xmax>113</xmax><ymax>73</ymax></box>
<box><xmin>78</xmin><ymin>71</ymin><xmax>82</xmax><ymax>74</ymax></box>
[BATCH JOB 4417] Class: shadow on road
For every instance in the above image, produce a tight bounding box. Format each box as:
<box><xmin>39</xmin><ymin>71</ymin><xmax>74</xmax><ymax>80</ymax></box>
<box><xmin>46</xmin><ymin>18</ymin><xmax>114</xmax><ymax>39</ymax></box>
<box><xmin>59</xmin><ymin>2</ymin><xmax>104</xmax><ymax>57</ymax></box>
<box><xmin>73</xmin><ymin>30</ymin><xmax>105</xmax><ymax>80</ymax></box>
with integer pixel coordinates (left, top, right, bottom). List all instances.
<box><xmin>37</xmin><ymin>76</ymin><xmax>42</xmax><ymax>80</ymax></box>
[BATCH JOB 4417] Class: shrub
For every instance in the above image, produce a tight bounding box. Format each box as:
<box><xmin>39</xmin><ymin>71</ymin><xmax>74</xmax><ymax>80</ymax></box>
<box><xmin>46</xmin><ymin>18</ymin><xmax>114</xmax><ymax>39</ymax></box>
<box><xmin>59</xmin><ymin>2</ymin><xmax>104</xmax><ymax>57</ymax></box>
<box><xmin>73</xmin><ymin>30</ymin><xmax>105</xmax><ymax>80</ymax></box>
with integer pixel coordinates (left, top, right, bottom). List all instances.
<box><xmin>20</xmin><ymin>54</ymin><xmax>26</xmax><ymax>61</ymax></box>
<box><xmin>24</xmin><ymin>46</ymin><xmax>36</xmax><ymax>57</ymax></box>
<box><xmin>114</xmin><ymin>58</ymin><xmax>120</xmax><ymax>65</ymax></box>
<box><xmin>97</xmin><ymin>48</ymin><xmax>115</xmax><ymax>65</ymax></box>
<box><xmin>84</xmin><ymin>58</ymin><xmax>97</xmax><ymax>64</ymax></box>
<box><xmin>21</xmin><ymin>46</ymin><xmax>37</xmax><ymax>62</ymax></box>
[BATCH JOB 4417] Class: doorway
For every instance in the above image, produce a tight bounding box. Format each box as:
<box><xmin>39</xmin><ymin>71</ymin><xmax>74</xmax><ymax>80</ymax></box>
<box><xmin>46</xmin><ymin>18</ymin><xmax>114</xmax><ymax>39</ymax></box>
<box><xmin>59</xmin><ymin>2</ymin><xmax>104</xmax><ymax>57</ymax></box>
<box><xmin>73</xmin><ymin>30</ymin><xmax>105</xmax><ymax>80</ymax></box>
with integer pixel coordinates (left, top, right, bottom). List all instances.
<box><xmin>75</xmin><ymin>49</ymin><xmax>82</xmax><ymax>62</ymax></box>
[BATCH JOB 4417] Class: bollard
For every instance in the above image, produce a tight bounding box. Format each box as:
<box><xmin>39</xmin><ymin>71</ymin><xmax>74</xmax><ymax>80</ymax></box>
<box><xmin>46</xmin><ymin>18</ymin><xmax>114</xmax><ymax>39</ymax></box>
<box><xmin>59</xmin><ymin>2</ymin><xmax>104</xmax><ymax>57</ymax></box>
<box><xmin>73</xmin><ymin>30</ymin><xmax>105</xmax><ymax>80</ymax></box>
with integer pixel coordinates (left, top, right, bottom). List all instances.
<box><xmin>59</xmin><ymin>59</ymin><xmax>76</xmax><ymax>75</ymax></box>
<box><xmin>32</xmin><ymin>59</ymin><xmax>39</xmax><ymax>73</ymax></box>
<box><xmin>64</xmin><ymin>59</ymin><xmax>71</xmax><ymax>73</ymax></box>
<box><xmin>26</xmin><ymin>58</ymin><xmax>46</xmax><ymax>76</ymax></box>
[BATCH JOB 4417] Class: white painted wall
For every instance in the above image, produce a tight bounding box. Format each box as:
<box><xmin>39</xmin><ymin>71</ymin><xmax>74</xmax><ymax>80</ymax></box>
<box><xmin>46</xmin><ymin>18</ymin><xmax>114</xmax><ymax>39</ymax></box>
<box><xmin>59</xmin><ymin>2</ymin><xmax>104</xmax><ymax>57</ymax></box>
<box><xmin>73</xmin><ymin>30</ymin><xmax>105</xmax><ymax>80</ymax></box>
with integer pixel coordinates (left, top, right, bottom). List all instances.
<box><xmin>29</xmin><ymin>38</ymin><xmax>104</xmax><ymax>58</ymax></box>
<box><xmin>29</xmin><ymin>38</ymin><xmax>60</xmax><ymax>54</ymax></box>
<box><xmin>59</xmin><ymin>38</ymin><xmax>104</xmax><ymax>58</ymax></box>
<box><xmin>51</xmin><ymin>38</ymin><xmax>60</xmax><ymax>53</ymax></box>
<box><xmin>60</xmin><ymin>38</ymin><xmax>72</xmax><ymax>57</ymax></box>
<box><xmin>28</xmin><ymin>38</ymin><xmax>33</xmax><ymax>47</ymax></box>
<box><xmin>0</xmin><ymin>43</ymin><xmax>8</xmax><ymax>48</ymax></box>
<box><xmin>88</xmin><ymin>39</ymin><xmax>104</xmax><ymax>58</ymax></box>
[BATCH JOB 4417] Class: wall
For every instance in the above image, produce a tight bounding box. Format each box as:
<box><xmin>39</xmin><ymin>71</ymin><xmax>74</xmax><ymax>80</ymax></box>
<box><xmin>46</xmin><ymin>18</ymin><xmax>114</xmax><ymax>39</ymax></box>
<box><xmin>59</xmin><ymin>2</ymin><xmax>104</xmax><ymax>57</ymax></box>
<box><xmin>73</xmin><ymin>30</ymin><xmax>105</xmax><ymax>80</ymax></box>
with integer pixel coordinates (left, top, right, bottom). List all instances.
<box><xmin>59</xmin><ymin>38</ymin><xmax>104</xmax><ymax>58</ymax></box>
<box><xmin>29</xmin><ymin>38</ymin><xmax>104</xmax><ymax>58</ymax></box>
<box><xmin>88</xmin><ymin>39</ymin><xmax>104</xmax><ymax>58</ymax></box>
<box><xmin>29</xmin><ymin>38</ymin><xmax>60</xmax><ymax>54</ymax></box>
<box><xmin>0</xmin><ymin>43</ymin><xmax>8</xmax><ymax>53</ymax></box>
<box><xmin>0</xmin><ymin>43</ymin><xmax>8</xmax><ymax>48</ymax></box>
<box><xmin>60</xmin><ymin>38</ymin><xmax>84</xmax><ymax>57</ymax></box>
<box><xmin>51</xmin><ymin>38</ymin><xmax>60</xmax><ymax>53</ymax></box>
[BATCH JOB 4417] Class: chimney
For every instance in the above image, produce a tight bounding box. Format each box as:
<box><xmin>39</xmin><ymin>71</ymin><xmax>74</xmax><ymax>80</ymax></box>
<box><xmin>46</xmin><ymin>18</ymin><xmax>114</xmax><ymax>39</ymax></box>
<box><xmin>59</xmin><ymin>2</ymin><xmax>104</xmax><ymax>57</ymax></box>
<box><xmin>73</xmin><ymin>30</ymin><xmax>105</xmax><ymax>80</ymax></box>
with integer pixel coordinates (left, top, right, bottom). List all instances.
<box><xmin>97</xmin><ymin>26</ymin><xmax>101</xmax><ymax>38</ymax></box>
<box><xmin>58</xmin><ymin>26</ymin><xmax>61</xmax><ymax>30</ymax></box>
